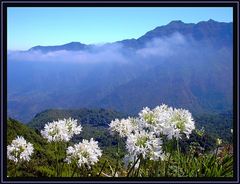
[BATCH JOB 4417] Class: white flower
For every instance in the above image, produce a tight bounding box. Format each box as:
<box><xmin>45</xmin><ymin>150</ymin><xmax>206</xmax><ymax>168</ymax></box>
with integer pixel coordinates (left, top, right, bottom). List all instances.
<box><xmin>126</xmin><ymin>130</ymin><xmax>164</xmax><ymax>160</ymax></box>
<box><xmin>109</xmin><ymin>118</ymin><xmax>137</xmax><ymax>138</ymax></box>
<box><xmin>138</xmin><ymin>104</ymin><xmax>172</xmax><ymax>136</ymax></box>
<box><xmin>7</xmin><ymin>136</ymin><xmax>34</xmax><ymax>163</ymax></box>
<box><xmin>64</xmin><ymin>118</ymin><xmax>82</xmax><ymax>138</ymax></box>
<box><xmin>139</xmin><ymin>107</ymin><xmax>158</xmax><ymax>126</ymax></box>
<box><xmin>65</xmin><ymin>138</ymin><xmax>102</xmax><ymax>168</ymax></box>
<box><xmin>41</xmin><ymin>118</ymin><xmax>82</xmax><ymax>142</ymax></box>
<box><xmin>108</xmin><ymin>104</ymin><xmax>195</xmax><ymax>163</ymax></box>
<box><xmin>164</xmin><ymin>108</ymin><xmax>195</xmax><ymax>139</ymax></box>
<box><xmin>138</xmin><ymin>105</ymin><xmax>195</xmax><ymax>139</ymax></box>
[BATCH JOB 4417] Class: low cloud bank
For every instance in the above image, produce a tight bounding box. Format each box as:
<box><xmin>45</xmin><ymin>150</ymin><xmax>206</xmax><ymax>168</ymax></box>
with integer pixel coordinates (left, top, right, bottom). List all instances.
<box><xmin>7</xmin><ymin>32</ymin><xmax>210</xmax><ymax>64</ymax></box>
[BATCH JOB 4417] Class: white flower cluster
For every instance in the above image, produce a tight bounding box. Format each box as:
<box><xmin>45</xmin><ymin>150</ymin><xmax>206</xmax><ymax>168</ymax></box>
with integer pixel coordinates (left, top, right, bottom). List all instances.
<box><xmin>65</xmin><ymin>138</ymin><xmax>102</xmax><ymax>168</ymax></box>
<box><xmin>167</xmin><ymin>108</ymin><xmax>195</xmax><ymax>139</ymax></box>
<box><xmin>7</xmin><ymin>136</ymin><xmax>34</xmax><ymax>163</ymax></box>
<box><xmin>109</xmin><ymin>118</ymin><xmax>137</xmax><ymax>138</ymax></box>
<box><xmin>138</xmin><ymin>105</ymin><xmax>195</xmax><ymax>139</ymax></box>
<box><xmin>41</xmin><ymin>118</ymin><xmax>82</xmax><ymax>142</ymax></box>
<box><xmin>109</xmin><ymin>104</ymin><xmax>195</xmax><ymax>163</ymax></box>
<box><xmin>126</xmin><ymin>130</ymin><xmax>164</xmax><ymax>161</ymax></box>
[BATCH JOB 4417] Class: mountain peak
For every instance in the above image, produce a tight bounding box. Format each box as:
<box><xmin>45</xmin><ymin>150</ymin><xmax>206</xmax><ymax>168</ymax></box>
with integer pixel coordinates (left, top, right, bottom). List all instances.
<box><xmin>167</xmin><ymin>20</ymin><xmax>185</xmax><ymax>26</ymax></box>
<box><xmin>63</xmin><ymin>42</ymin><xmax>84</xmax><ymax>46</ymax></box>
<box><xmin>197</xmin><ymin>19</ymin><xmax>219</xmax><ymax>25</ymax></box>
<box><xmin>28</xmin><ymin>41</ymin><xmax>87</xmax><ymax>52</ymax></box>
<box><xmin>162</xmin><ymin>20</ymin><xmax>187</xmax><ymax>29</ymax></box>
<box><xmin>168</xmin><ymin>20</ymin><xmax>184</xmax><ymax>24</ymax></box>
<box><xmin>207</xmin><ymin>19</ymin><xmax>217</xmax><ymax>23</ymax></box>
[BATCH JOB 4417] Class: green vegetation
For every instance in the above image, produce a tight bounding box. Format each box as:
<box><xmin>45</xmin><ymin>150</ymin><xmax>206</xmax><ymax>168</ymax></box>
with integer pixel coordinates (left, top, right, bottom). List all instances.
<box><xmin>7</xmin><ymin>108</ymin><xmax>233</xmax><ymax>177</ymax></box>
<box><xmin>7</xmin><ymin>117</ymin><xmax>125</xmax><ymax>177</ymax></box>
<box><xmin>124</xmin><ymin>149</ymin><xmax>233</xmax><ymax>177</ymax></box>
<box><xmin>28</xmin><ymin>108</ymin><xmax>233</xmax><ymax>145</ymax></box>
<box><xmin>28</xmin><ymin>108</ymin><xmax>128</xmax><ymax>130</ymax></box>
<box><xmin>194</xmin><ymin>111</ymin><xmax>233</xmax><ymax>143</ymax></box>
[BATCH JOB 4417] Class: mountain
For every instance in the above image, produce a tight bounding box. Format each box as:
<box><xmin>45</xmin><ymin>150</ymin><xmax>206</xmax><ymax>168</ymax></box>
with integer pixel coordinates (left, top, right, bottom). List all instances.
<box><xmin>136</xmin><ymin>19</ymin><xmax>232</xmax><ymax>48</ymax></box>
<box><xmin>28</xmin><ymin>42</ymin><xmax>90</xmax><ymax>53</ymax></box>
<box><xmin>116</xmin><ymin>20</ymin><xmax>232</xmax><ymax>50</ymax></box>
<box><xmin>27</xmin><ymin>108</ymin><xmax>128</xmax><ymax>153</ymax></box>
<box><xmin>28</xmin><ymin>108</ymin><xmax>128</xmax><ymax>131</ymax></box>
<box><xmin>28</xmin><ymin>20</ymin><xmax>233</xmax><ymax>52</ymax></box>
<box><xmin>97</xmin><ymin>47</ymin><xmax>232</xmax><ymax>115</ymax></box>
<box><xmin>7</xmin><ymin>19</ymin><xmax>233</xmax><ymax>123</ymax></box>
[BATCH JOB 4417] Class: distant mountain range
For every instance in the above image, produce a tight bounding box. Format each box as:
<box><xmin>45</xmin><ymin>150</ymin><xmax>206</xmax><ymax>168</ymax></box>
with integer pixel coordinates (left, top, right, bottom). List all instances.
<box><xmin>29</xmin><ymin>19</ymin><xmax>232</xmax><ymax>52</ymax></box>
<box><xmin>8</xmin><ymin>19</ymin><xmax>233</xmax><ymax>123</ymax></box>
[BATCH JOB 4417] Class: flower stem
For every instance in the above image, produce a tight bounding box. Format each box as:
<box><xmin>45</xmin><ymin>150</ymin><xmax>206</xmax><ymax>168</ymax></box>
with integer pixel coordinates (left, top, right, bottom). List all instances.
<box><xmin>143</xmin><ymin>158</ymin><xmax>147</xmax><ymax>177</ymax></box>
<box><xmin>98</xmin><ymin>160</ymin><xmax>107</xmax><ymax>177</ymax></box>
<box><xmin>135</xmin><ymin>155</ymin><xmax>142</xmax><ymax>177</ymax></box>
<box><xmin>165</xmin><ymin>152</ymin><xmax>172</xmax><ymax>177</ymax></box>
<box><xmin>71</xmin><ymin>164</ymin><xmax>77</xmax><ymax>177</ymax></box>
<box><xmin>114</xmin><ymin>160</ymin><xmax>119</xmax><ymax>177</ymax></box>
<box><xmin>59</xmin><ymin>142</ymin><xmax>67</xmax><ymax>176</ymax></box>
<box><xmin>154</xmin><ymin>160</ymin><xmax>160</xmax><ymax>177</ymax></box>
<box><xmin>82</xmin><ymin>165</ymin><xmax>87</xmax><ymax>177</ymax></box>
<box><xmin>214</xmin><ymin>146</ymin><xmax>219</xmax><ymax>161</ymax></box>
<box><xmin>163</xmin><ymin>160</ymin><xmax>165</xmax><ymax>177</ymax></box>
<box><xmin>177</xmin><ymin>139</ymin><xmax>180</xmax><ymax>177</ymax></box>
<box><xmin>67</xmin><ymin>163</ymin><xmax>70</xmax><ymax>177</ymax></box>
<box><xmin>55</xmin><ymin>142</ymin><xmax>59</xmax><ymax>177</ymax></box>
<box><xmin>15</xmin><ymin>163</ymin><xmax>17</xmax><ymax>177</ymax></box>
<box><xmin>114</xmin><ymin>138</ymin><xmax>120</xmax><ymax>177</ymax></box>
<box><xmin>127</xmin><ymin>156</ymin><xmax>141</xmax><ymax>177</ymax></box>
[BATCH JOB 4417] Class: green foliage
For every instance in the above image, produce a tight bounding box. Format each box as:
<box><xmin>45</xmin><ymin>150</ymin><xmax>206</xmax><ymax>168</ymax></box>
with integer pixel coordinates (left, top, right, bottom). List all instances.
<box><xmin>28</xmin><ymin>108</ymin><xmax>128</xmax><ymax>130</ymax></box>
<box><xmin>194</xmin><ymin>111</ymin><xmax>233</xmax><ymax>143</ymax></box>
<box><xmin>7</xmin><ymin>118</ymin><xmax>44</xmax><ymax>145</ymax></box>
<box><xmin>123</xmin><ymin>142</ymin><xmax>233</xmax><ymax>178</ymax></box>
<box><xmin>28</xmin><ymin>108</ymin><xmax>127</xmax><ymax>153</ymax></box>
<box><xmin>179</xmin><ymin>130</ymin><xmax>216</xmax><ymax>153</ymax></box>
<box><xmin>28</xmin><ymin>108</ymin><xmax>233</xmax><ymax>146</ymax></box>
<box><xmin>7</xmin><ymin>118</ymin><xmax>50</xmax><ymax>177</ymax></box>
<box><xmin>7</xmin><ymin>108</ymin><xmax>234</xmax><ymax>178</ymax></box>
<box><xmin>7</xmin><ymin>117</ymin><xmax>126</xmax><ymax>177</ymax></box>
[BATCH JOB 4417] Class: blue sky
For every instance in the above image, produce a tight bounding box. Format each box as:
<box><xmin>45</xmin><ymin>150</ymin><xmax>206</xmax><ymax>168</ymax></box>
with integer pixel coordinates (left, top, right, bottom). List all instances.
<box><xmin>8</xmin><ymin>7</ymin><xmax>232</xmax><ymax>50</ymax></box>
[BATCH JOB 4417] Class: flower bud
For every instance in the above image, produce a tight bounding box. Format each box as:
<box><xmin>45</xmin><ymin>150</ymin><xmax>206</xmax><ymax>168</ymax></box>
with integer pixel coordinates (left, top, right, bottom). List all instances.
<box><xmin>216</xmin><ymin>138</ymin><xmax>222</xmax><ymax>146</ymax></box>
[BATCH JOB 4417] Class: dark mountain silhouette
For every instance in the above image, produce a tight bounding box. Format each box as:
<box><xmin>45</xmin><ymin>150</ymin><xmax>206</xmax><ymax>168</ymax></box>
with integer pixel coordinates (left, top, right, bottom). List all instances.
<box><xmin>29</xmin><ymin>42</ymin><xmax>90</xmax><ymax>53</ymax></box>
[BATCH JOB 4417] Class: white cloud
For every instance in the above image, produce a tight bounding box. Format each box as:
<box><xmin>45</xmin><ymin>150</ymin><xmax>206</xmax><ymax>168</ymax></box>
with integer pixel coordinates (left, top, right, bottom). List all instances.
<box><xmin>8</xmin><ymin>32</ymin><xmax>191</xmax><ymax>64</ymax></box>
<box><xmin>136</xmin><ymin>32</ymin><xmax>187</xmax><ymax>58</ymax></box>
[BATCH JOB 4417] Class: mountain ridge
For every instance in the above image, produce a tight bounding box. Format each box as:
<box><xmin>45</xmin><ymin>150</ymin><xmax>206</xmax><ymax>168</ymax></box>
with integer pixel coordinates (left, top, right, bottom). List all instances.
<box><xmin>8</xmin><ymin>19</ymin><xmax>233</xmax><ymax>123</ymax></box>
<box><xmin>27</xmin><ymin>19</ymin><xmax>232</xmax><ymax>52</ymax></box>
